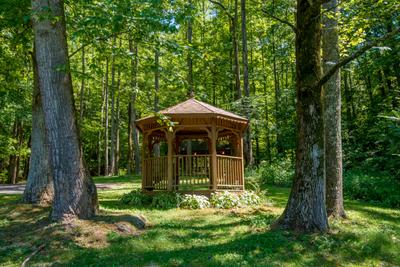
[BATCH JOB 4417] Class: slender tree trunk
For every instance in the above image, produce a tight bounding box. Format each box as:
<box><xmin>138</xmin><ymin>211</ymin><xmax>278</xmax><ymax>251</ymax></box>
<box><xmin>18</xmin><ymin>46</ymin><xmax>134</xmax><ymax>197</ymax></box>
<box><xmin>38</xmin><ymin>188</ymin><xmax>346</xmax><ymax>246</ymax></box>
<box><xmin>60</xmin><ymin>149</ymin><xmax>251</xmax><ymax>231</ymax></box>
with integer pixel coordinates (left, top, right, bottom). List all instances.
<box><xmin>8</xmin><ymin>121</ymin><xmax>19</xmax><ymax>184</ymax></box>
<box><xmin>32</xmin><ymin>0</ymin><xmax>98</xmax><ymax>220</ymax></box>
<box><xmin>187</xmin><ymin>0</ymin><xmax>194</xmax><ymax>97</ymax></box>
<box><xmin>79</xmin><ymin>47</ymin><xmax>85</xmax><ymax>121</ymax></box>
<box><xmin>233</xmin><ymin>0</ymin><xmax>241</xmax><ymax>100</ymax></box>
<box><xmin>261</xmin><ymin>40</ymin><xmax>272</xmax><ymax>163</ymax></box>
<box><xmin>115</xmin><ymin>67</ymin><xmax>121</xmax><ymax>174</ymax></box>
<box><xmin>276</xmin><ymin>0</ymin><xmax>328</xmax><ymax>232</ymax></box>
<box><xmin>241</xmin><ymin>0</ymin><xmax>254</xmax><ymax>166</ymax></box>
<box><xmin>322</xmin><ymin>0</ymin><xmax>345</xmax><ymax>218</ymax></box>
<box><xmin>98</xmin><ymin>70</ymin><xmax>105</xmax><ymax>176</ymax></box>
<box><xmin>343</xmin><ymin>71</ymin><xmax>353</xmax><ymax>128</ymax></box>
<box><xmin>104</xmin><ymin>58</ymin><xmax>109</xmax><ymax>176</ymax></box>
<box><xmin>128</xmin><ymin>39</ymin><xmax>141</xmax><ymax>175</ymax></box>
<box><xmin>22</xmin><ymin>47</ymin><xmax>53</xmax><ymax>204</ymax></box>
<box><xmin>110</xmin><ymin>40</ymin><xmax>116</xmax><ymax>175</ymax></box>
<box><xmin>154</xmin><ymin>42</ymin><xmax>160</xmax><ymax>157</ymax></box>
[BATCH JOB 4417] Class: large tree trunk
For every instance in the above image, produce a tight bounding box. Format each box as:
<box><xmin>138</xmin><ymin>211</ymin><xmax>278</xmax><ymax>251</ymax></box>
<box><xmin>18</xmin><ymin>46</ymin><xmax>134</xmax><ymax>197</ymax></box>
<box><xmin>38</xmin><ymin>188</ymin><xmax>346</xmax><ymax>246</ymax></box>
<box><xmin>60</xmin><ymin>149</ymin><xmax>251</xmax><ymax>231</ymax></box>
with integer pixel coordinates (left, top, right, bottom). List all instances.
<box><xmin>322</xmin><ymin>0</ymin><xmax>346</xmax><ymax>218</ymax></box>
<box><xmin>22</xmin><ymin>47</ymin><xmax>53</xmax><ymax>205</ymax></box>
<box><xmin>276</xmin><ymin>0</ymin><xmax>328</xmax><ymax>232</ymax></box>
<box><xmin>241</xmin><ymin>0</ymin><xmax>254</xmax><ymax>166</ymax></box>
<box><xmin>32</xmin><ymin>0</ymin><xmax>98</xmax><ymax>220</ymax></box>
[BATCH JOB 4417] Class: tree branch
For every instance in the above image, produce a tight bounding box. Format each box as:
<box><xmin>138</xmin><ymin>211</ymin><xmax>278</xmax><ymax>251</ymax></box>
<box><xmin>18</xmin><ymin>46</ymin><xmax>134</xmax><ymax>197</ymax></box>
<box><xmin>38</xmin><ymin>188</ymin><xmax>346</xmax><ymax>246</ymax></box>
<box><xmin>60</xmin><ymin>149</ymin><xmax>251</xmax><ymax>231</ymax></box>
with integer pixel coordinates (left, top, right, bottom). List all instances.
<box><xmin>208</xmin><ymin>0</ymin><xmax>234</xmax><ymax>21</ymax></box>
<box><xmin>317</xmin><ymin>28</ymin><xmax>399</xmax><ymax>88</ymax></box>
<box><xmin>261</xmin><ymin>8</ymin><xmax>296</xmax><ymax>32</ymax></box>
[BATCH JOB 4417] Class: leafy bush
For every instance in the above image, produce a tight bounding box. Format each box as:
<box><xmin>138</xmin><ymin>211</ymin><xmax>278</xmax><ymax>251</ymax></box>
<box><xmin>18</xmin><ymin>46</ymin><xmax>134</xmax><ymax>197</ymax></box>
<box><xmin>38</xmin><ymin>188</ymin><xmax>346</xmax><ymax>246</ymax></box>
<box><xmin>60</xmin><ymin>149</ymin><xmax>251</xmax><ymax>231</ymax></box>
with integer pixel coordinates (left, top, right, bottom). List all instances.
<box><xmin>120</xmin><ymin>189</ymin><xmax>152</xmax><ymax>206</ymax></box>
<box><xmin>239</xmin><ymin>191</ymin><xmax>261</xmax><ymax>206</ymax></box>
<box><xmin>179</xmin><ymin>194</ymin><xmax>211</xmax><ymax>209</ymax></box>
<box><xmin>254</xmin><ymin>159</ymin><xmax>294</xmax><ymax>187</ymax></box>
<box><xmin>210</xmin><ymin>191</ymin><xmax>241</xmax><ymax>209</ymax></box>
<box><xmin>151</xmin><ymin>192</ymin><xmax>180</xmax><ymax>209</ymax></box>
<box><xmin>344</xmin><ymin>169</ymin><xmax>400</xmax><ymax>208</ymax></box>
<box><xmin>210</xmin><ymin>191</ymin><xmax>262</xmax><ymax>209</ymax></box>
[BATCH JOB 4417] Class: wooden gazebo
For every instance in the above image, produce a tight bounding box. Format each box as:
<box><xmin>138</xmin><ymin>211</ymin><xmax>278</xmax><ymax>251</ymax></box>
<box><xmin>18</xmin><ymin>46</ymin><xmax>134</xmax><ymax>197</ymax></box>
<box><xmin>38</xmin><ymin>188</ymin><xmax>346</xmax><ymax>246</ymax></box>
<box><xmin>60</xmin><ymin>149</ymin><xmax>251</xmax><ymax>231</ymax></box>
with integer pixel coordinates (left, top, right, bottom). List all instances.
<box><xmin>136</xmin><ymin>98</ymin><xmax>249</xmax><ymax>194</ymax></box>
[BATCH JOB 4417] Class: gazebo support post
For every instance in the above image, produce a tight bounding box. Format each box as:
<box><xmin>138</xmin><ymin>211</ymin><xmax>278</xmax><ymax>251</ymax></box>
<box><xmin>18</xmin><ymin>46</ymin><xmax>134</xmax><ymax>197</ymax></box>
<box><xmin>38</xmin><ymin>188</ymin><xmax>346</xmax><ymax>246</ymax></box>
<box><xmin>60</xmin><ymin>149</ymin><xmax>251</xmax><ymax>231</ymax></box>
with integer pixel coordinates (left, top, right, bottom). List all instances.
<box><xmin>240</xmin><ymin>134</ymin><xmax>245</xmax><ymax>190</ymax></box>
<box><xmin>166</xmin><ymin>131</ymin><xmax>174</xmax><ymax>191</ymax></box>
<box><xmin>141</xmin><ymin>132</ymin><xmax>148</xmax><ymax>190</ymax></box>
<box><xmin>210</xmin><ymin>121</ymin><xmax>218</xmax><ymax>191</ymax></box>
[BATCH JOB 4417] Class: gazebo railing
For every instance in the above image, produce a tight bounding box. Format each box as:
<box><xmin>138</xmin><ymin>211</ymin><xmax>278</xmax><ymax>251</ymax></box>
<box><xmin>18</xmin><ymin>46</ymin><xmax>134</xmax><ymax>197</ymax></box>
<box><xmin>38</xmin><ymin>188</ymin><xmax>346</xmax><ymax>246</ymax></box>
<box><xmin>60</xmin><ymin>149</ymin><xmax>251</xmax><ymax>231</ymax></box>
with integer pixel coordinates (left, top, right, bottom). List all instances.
<box><xmin>173</xmin><ymin>155</ymin><xmax>211</xmax><ymax>190</ymax></box>
<box><xmin>143</xmin><ymin>154</ymin><xmax>244</xmax><ymax>192</ymax></box>
<box><xmin>216</xmin><ymin>155</ymin><xmax>244</xmax><ymax>190</ymax></box>
<box><xmin>143</xmin><ymin>156</ymin><xmax>168</xmax><ymax>190</ymax></box>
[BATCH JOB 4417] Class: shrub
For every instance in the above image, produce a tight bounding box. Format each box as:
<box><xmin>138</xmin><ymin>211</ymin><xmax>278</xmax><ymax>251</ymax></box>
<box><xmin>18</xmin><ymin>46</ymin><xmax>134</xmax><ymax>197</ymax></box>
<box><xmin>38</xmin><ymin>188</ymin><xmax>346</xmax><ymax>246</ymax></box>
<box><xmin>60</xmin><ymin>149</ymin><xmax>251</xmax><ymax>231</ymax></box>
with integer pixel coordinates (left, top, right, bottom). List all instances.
<box><xmin>179</xmin><ymin>194</ymin><xmax>211</xmax><ymax>209</ymax></box>
<box><xmin>344</xmin><ymin>169</ymin><xmax>400</xmax><ymax>208</ymax></box>
<box><xmin>151</xmin><ymin>192</ymin><xmax>180</xmax><ymax>209</ymax></box>
<box><xmin>255</xmin><ymin>159</ymin><xmax>294</xmax><ymax>187</ymax></box>
<box><xmin>210</xmin><ymin>191</ymin><xmax>241</xmax><ymax>209</ymax></box>
<box><xmin>239</xmin><ymin>191</ymin><xmax>261</xmax><ymax>206</ymax></box>
<box><xmin>120</xmin><ymin>189</ymin><xmax>152</xmax><ymax>206</ymax></box>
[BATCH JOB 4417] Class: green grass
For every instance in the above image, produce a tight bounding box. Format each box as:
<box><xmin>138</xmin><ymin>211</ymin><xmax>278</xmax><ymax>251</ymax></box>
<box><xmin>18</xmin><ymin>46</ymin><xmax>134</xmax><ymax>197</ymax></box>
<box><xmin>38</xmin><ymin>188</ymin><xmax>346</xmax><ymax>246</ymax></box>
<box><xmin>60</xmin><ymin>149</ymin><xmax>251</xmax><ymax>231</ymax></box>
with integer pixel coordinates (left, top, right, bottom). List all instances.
<box><xmin>0</xmin><ymin>176</ymin><xmax>399</xmax><ymax>266</ymax></box>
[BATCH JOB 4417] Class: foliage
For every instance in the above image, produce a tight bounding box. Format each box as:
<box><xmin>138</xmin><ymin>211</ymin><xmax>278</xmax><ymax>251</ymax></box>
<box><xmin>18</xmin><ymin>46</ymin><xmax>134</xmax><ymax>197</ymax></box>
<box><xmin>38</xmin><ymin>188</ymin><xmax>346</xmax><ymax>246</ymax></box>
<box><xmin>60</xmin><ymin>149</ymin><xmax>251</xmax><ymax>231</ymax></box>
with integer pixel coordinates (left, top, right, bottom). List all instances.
<box><xmin>151</xmin><ymin>192</ymin><xmax>181</xmax><ymax>209</ymax></box>
<box><xmin>120</xmin><ymin>189</ymin><xmax>152</xmax><ymax>206</ymax></box>
<box><xmin>252</xmin><ymin>158</ymin><xmax>294</xmax><ymax>187</ymax></box>
<box><xmin>179</xmin><ymin>194</ymin><xmax>211</xmax><ymax>209</ymax></box>
<box><xmin>344</xmin><ymin>169</ymin><xmax>400</xmax><ymax>208</ymax></box>
<box><xmin>210</xmin><ymin>191</ymin><xmax>261</xmax><ymax>209</ymax></box>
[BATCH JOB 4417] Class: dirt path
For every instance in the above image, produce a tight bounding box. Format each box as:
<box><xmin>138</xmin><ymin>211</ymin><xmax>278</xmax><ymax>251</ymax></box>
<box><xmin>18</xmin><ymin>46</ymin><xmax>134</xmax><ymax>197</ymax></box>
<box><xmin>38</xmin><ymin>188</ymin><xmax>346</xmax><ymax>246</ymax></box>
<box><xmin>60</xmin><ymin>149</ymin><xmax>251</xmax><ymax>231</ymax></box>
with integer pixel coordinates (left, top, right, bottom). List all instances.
<box><xmin>0</xmin><ymin>183</ymin><xmax>121</xmax><ymax>195</ymax></box>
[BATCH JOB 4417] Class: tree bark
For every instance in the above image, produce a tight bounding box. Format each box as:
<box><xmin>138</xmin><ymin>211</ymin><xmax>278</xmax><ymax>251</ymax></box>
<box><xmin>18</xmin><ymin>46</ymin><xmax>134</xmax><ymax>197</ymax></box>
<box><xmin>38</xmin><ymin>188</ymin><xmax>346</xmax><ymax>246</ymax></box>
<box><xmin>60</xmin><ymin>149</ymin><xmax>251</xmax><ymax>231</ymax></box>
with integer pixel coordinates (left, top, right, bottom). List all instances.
<box><xmin>32</xmin><ymin>0</ymin><xmax>98</xmax><ymax>220</ymax></box>
<box><xmin>187</xmin><ymin>0</ymin><xmax>194</xmax><ymax>97</ymax></box>
<box><xmin>233</xmin><ymin>0</ymin><xmax>241</xmax><ymax>100</ymax></box>
<box><xmin>104</xmin><ymin>58</ymin><xmax>109</xmax><ymax>176</ymax></box>
<box><xmin>110</xmin><ymin>39</ymin><xmax>117</xmax><ymax>175</ymax></box>
<box><xmin>322</xmin><ymin>0</ymin><xmax>345</xmax><ymax>218</ymax></box>
<box><xmin>128</xmin><ymin>40</ymin><xmax>141</xmax><ymax>175</ymax></box>
<box><xmin>22</xmin><ymin>46</ymin><xmax>53</xmax><ymax>205</ymax></box>
<box><xmin>276</xmin><ymin>0</ymin><xmax>328</xmax><ymax>232</ymax></box>
<box><xmin>241</xmin><ymin>0</ymin><xmax>254</xmax><ymax>166</ymax></box>
<box><xmin>79</xmin><ymin>47</ymin><xmax>85</xmax><ymax>121</ymax></box>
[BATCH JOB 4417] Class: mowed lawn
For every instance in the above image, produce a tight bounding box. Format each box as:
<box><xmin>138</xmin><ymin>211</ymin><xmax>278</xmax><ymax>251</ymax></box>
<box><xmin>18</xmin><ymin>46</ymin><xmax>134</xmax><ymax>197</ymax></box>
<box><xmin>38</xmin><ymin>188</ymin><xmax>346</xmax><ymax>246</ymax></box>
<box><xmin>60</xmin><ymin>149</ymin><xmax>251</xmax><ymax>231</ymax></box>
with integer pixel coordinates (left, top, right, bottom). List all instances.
<box><xmin>0</xmin><ymin>176</ymin><xmax>399</xmax><ymax>267</ymax></box>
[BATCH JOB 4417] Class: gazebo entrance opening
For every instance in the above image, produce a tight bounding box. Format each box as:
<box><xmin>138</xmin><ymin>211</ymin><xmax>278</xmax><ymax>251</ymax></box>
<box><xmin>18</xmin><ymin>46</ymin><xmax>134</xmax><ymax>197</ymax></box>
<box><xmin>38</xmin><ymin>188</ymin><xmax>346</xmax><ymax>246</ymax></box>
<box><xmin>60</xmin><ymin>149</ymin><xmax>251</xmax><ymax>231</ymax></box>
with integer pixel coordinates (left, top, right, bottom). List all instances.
<box><xmin>136</xmin><ymin>98</ymin><xmax>249</xmax><ymax>194</ymax></box>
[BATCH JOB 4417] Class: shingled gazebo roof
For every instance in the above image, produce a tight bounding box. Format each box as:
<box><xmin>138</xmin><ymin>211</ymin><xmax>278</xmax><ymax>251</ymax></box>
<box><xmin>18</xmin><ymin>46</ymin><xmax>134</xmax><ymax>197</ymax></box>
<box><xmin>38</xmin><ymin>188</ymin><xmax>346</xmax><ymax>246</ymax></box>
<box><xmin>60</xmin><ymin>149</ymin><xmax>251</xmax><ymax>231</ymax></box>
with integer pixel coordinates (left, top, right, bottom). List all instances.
<box><xmin>136</xmin><ymin>98</ymin><xmax>248</xmax><ymax>132</ymax></box>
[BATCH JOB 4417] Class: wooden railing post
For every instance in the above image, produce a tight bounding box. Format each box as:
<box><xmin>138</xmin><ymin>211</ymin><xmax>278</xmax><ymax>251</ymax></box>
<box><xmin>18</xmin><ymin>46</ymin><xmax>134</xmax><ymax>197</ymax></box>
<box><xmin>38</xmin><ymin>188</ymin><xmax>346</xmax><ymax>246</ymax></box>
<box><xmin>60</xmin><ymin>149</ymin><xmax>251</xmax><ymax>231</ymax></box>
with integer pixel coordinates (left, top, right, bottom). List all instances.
<box><xmin>210</xmin><ymin>121</ymin><xmax>218</xmax><ymax>191</ymax></box>
<box><xmin>166</xmin><ymin>131</ymin><xmax>174</xmax><ymax>191</ymax></box>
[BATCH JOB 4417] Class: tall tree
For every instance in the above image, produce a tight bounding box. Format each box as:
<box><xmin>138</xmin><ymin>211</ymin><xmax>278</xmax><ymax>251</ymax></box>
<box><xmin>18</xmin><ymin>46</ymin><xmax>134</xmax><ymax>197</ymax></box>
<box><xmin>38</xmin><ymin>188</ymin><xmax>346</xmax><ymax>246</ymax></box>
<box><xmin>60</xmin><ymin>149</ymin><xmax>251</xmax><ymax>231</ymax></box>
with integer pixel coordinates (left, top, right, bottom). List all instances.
<box><xmin>322</xmin><ymin>0</ymin><xmax>346</xmax><ymax>218</ymax></box>
<box><xmin>276</xmin><ymin>0</ymin><xmax>329</xmax><ymax>232</ymax></box>
<box><xmin>32</xmin><ymin>0</ymin><xmax>98</xmax><ymax>220</ymax></box>
<box><xmin>187</xmin><ymin>0</ymin><xmax>194</xmax><ymax>97</ymax></box>
<box><xmin>22</xmin><ymin>47</ymin><xmax>53</xmax><ymax>204</ymax></box>
<box><xmin>241</xmin><ymin>0</ymin><xmax>254</xmax><ymax>166</ymax></box>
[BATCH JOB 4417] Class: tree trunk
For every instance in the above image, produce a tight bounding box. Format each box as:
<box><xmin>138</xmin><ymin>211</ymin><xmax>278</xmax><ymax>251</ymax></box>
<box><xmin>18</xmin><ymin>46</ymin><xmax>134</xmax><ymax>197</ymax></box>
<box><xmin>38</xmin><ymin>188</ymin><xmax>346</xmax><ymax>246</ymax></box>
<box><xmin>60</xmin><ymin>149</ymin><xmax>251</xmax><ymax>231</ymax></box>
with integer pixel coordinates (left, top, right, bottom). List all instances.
<box><xmin>104</xmin><ymin>58</ymin><xmax>109</xmax><ymax>176</ymax></box>
<box><xmin>115</xmin><ymin>66</ymin><xmax>121</xmax><ymax>174</ymax></box>
<box><xmin>154</xmin><ymin>42</ymin><xmax>160</xmax><ymax>157</ymax></box>
<box><xmin>322</xmin><ymin>0</ymin><xmax>345</xmax><ymax>218</ymax></box>
<box><xmin>98</xmin><ymin>69</ymin><xmax>105</xmax><ymax>176</ymax></box>
<box><xmin>79</xmin><ymin>47</ymin><xmax>85</xmax><ymax>121</ymax></box>
<box><xmin>8</xmin><ymin>121</ymin><xmax>19</xmax><ymax>184</ymax></box>
<box><xmin>128</xmin><ymin>39</ymin><xmax>141</xmax><ymax>175</ymax></box>
<box><xmin>187</xmin><ymin>0</ymin><xmax>194</xmax><ymax>97</ymax></box>
<box><xmin>233</xmin><ymin>0</ymin><xmax>241</xmax><ymax>100</ymax></box>
<box><xmin>261</xmin><ymin>41</ymin><xmax>272</xmax><ymax>163</ymax></box>
<box><xmin>32</xmin><ymin>0</ymin><xmax>98</xmax><ymax>220</ymax></box>
<box><xmin>22</xmin><ymin>46</ymin><xmax>53</xmax><ymax>205</ymax></box>
<box><xmin>241</xmin><ymin>0</ymin><xmax>254</xmax><ymax>166</ymax></box>
<box><xmin>276</xmin><ymin>0</ymin><xmax>328</xmax><ymax>232</ymax></box>
<box><xmin>110</xmin><ymin>40</ymin><xmax>116</xmax><ymax>175</ymax></box>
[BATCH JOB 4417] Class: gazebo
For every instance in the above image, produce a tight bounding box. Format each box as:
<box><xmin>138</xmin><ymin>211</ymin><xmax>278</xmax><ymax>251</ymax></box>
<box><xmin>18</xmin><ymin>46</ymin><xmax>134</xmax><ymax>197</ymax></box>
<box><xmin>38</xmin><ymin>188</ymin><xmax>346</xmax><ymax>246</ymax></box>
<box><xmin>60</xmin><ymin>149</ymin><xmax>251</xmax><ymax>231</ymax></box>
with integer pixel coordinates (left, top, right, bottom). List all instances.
<box><xmin>135</xmin><ymin>98</ymin><xmax>249</xmax><ymax>194</ymax></box>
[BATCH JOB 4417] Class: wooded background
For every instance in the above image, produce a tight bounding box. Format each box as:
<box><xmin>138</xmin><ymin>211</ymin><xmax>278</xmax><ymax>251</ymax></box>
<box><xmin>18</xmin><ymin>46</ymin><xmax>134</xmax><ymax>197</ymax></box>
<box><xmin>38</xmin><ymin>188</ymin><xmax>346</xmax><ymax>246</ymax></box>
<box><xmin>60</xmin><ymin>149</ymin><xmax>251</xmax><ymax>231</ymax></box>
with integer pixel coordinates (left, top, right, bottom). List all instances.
<box><xmin>0</xmin><ymin>0</ymin><xmax>399</xmax><ymax>210</ymax></box>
